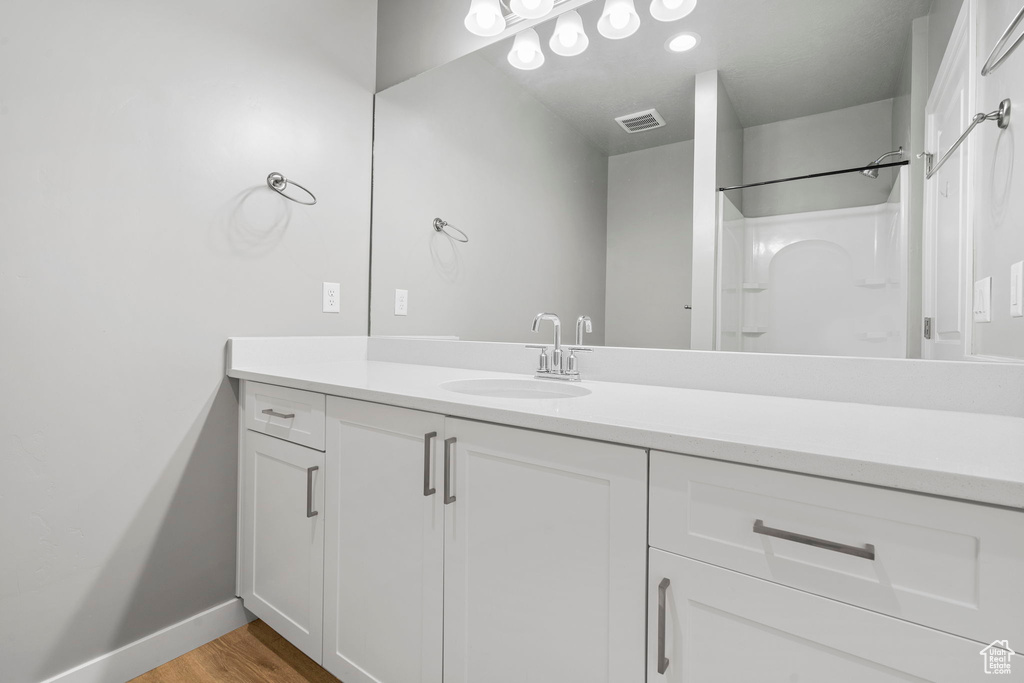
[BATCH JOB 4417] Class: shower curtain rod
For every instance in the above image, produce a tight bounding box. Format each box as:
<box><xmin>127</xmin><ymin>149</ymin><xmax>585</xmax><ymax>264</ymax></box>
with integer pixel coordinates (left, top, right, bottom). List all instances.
<box><xmin>718</xmin><ymin>160</ymin><xmax>909</xmax><ymax>192</ymax></box>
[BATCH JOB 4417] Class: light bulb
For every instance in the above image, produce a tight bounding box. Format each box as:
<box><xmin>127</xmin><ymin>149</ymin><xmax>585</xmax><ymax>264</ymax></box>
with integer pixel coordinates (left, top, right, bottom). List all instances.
<box><xmin>510</xmin><ymin>0</ymin><xmax>554</xmax><ymax>19</ymax></box>
<box><xmin>465</xmin><ymin>0</ymin><xmax>507</xmax><ymax>36</ymax></box>
<box><xmin>597</xmin><ymin>0</ymin><xmax>639</xmax><ymax>39</ymax></box>
<box><xmin>549</xmin><ymin>10</ymin><xmax>589</xmax><ymax>56</ymax></box>
<box><xmin>478</xmin><ymin>10</ymin><xmax>496</xmax><ymax>29</ymax></box>
<box><xmin>508</xmin><ymin>28</ymin><xmax>545</xmax><ymax>69</ymax></box>
<box><xmin>650</xmin><ymin>0</ymin><xmax>695</xmax><ymax>22</ymax></box>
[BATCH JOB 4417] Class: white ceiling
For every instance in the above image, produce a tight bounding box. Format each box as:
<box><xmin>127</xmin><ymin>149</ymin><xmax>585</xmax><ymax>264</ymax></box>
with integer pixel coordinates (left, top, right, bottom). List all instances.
<box><xmin>477</xmin><ymin>0</ymin><xmax>933</xmax><ymax>156</ymax></box>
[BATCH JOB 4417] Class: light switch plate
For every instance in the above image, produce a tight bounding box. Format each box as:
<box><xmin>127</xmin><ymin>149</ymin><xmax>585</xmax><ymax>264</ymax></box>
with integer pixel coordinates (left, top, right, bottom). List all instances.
<box><xmin>1011</xmin><ymin>261</ymin><xmax>1023</xmax><ymax>318</ymax></box>
<box><xmin>973</xmin><ymin>277</ymin><xmax>992</xmax><ymax>323</ymax></box>
<box><xmin>395</xmin><ymin>289</ymin><xmax>408</xmax><ymax>316</ymax></box>
<box><xmin>323</xmin><ymin>282</ymin><xmax>340</xmax><ymax>313</ymax></box>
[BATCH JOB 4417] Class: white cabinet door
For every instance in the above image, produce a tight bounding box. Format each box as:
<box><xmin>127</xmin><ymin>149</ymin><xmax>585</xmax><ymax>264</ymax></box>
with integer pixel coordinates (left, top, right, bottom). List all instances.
<box><xmin>323</xmin><ymin>398</ymin><xmax>445</xmax><ymax>683</ymax></box>
<box><xmin>240</xmin><ymin>431</ymin><xmax>325</xmax><ymax>662</ymax></box>
<box><xmin>443</xmin><ymin>419</ymin><xmax>647</xmax><ymax>683</ymax></box>
<box><xmin>647</xmin><ymin>549</ymin><xmax>982</xmax><ymax>683</ymax></box>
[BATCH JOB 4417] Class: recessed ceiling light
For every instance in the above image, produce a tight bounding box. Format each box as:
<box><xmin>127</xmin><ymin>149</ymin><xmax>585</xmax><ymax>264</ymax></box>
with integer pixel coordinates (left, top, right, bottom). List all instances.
<box><xmin>666</xmin><ymin>32</ymin><xmax>700</xmax><ymax>53</ymax></box>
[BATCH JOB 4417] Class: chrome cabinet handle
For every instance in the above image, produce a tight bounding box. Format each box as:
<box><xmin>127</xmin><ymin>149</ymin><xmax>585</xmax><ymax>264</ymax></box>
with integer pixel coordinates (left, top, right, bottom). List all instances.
<box><xmin>753</xmin><ymin>519</ymin><xmax>875</xmax><ymax>560</ymax></box>
<box><xmin>306</xmin><ymin>466</ymin><xmax>319</xmax><ymax>518</ymax></box>
<box><xmin>443</xmin><ymin>437</ymin><xmax>456</xmax><ymax>505</ymax></box>
<box><xmin>423</xmin><ymin>432</ymin><xmax>437</xmax><ymax>497</ymax></box>
<box><xmin>657</xmin><ymin>577</ymin><xmax>670</xmax><ymax>674</ymax></box>
<box><xmin>262</xmin><ymin>408</ymin><xmax>296</xmax><ymax>419</ymax></box>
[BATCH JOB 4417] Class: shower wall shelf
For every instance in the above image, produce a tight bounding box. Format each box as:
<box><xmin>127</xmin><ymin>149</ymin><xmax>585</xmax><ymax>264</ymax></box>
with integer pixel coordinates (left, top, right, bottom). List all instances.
<box><xmin>741</xmin><ymin>283</ymin><xmax>769</xmax><ymax>291</ymax></box>
<box><xmin>854</xmin><ymin>278</ymin><xmax>887</xmax><ymax>288</ymax></box>
<box><xmin>741</xmin><ymin>326</ymin><xmax>769</xmax><ymax>335</ymax></box>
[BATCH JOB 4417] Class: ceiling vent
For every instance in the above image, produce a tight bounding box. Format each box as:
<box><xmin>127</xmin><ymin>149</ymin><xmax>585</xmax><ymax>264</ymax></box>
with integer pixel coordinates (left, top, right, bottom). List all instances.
<box><xmin>615</xmin><ymin>108</ymin><xmax>666</xmax><ymax>133</ymax></box>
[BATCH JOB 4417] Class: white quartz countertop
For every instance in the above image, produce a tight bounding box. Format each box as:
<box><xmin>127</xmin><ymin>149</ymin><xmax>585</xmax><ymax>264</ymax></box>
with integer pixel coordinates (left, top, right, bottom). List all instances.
<box><xmin>228</xmin><ymin>359</ymin><xmax>1024</xmax><ymax>509</ymax></box>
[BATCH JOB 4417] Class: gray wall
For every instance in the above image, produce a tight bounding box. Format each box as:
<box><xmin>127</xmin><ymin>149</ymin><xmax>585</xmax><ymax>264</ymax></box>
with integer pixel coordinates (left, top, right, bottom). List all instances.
<box><xmin>605</xmin><ymin>141</ymin><xmax>695</xmax><ymax>349</ymax></box>
<box><xmin>741</xmin><ymin>99</ymin><xmax>896</xmax><ymax>217</ymax></box>
<box><xmin>716</xmin><ymin>81</ymin><xmax>745</xmax><ymax>212</ymax></box>
<box><xmin>0</xmin><ymin>1</ymin><xmax>375</xmax><ymax>680</ymax></box>
<box><xmin>972</xmin><ymin>0</ymin><xmax>1024</xmax><ymax>359</ymax></box>
<box><xmin>371</xmin><ymin>55</ymin><xmax>609</xmax><ymax>344</ymax></box>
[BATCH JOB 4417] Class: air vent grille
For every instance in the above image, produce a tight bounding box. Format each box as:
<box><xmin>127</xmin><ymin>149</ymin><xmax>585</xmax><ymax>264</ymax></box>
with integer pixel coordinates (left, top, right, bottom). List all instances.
<box><xmin>615</xmin><ymin>108</ymin><xmax>666</xmax><ymax>133</ymax></box>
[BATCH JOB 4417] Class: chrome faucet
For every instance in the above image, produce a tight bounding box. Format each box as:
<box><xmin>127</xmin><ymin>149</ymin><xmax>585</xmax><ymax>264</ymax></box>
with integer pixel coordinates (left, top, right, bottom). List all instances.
<box><xmin>575</xmin><ymin>316</ymin><xmax>592</xmax><ymax>346</ymax></box>
<box><xmin>527</xmin><ymin>313</ymin><xmax>591</xmax><ymax>381</ymax></box>
<box><xmin>531</xmin><ymin>312</ymin><xmax>562</xmax><ymax>371</ymax></box>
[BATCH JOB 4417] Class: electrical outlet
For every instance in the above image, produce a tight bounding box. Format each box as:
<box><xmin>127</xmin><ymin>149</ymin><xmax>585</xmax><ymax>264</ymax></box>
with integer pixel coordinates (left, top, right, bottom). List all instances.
<box><xmin>323</xmin><ymin>282</ymin><xmax>340</xmax><ymax>313</ymax></box>
<box><xmin>973</xmin><ymin>277</ymin><xmax>991</xmax><ymax>323</ymax></box>
<box><xmin>394</xmin><ymin>289</ymin><xmax>408</xmax><ymax>316</ymax></box>
<box><xmin>1011</xmin><ymin>261</ymin><xmax>1023</xmax><ymax>318</ymax></box>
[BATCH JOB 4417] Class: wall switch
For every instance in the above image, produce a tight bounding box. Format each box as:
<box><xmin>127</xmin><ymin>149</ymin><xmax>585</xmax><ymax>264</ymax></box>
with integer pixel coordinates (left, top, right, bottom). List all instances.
<box><xmin>323</xmin><ymin>282</ymin><xmax>340</xmax><ymax>313</ymax></box>
<box><xmin>394</xmin><ymin>289</ymin><xmax>408</xmax><ymax>316</ymax></box>
<box><xmin>973</xmin><ymin>277</ymin><xmax>992</xmax><ymax>323</ymax></box>
<box><xmin>1011</xmin><ymin>261</ymin><xmax>1023</xmax><ymax>318</ymax></box>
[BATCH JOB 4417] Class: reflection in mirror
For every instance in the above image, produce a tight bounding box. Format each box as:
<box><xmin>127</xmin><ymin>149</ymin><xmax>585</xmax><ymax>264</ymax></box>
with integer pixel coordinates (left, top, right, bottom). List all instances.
<box><xmin>369</xmin><ymin>0</ymin><xmax>1004</xmax><ymax>360</ymax></box>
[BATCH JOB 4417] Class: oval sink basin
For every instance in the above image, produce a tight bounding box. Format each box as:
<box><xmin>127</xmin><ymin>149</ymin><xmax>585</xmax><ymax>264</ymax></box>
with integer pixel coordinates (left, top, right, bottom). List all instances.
<box><xmin>441</xmin><ymin>378</ymin><xmax>591</xmax><ymax>400</ymax></box>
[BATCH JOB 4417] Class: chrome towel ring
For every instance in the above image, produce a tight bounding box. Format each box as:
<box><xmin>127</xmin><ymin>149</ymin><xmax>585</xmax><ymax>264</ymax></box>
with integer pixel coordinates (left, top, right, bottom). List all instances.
<box><xmin>267</xmin><ymin>172</ymin><xmax>317</xmax><ymax>205</ymax></box>
<box><xmin>982</xmin><ymin>3</ymin><xmax>1024</xmax><ymax>76</ymax></box>
<box><xmin>433</xmin><ymin>218</ymin><xmax>469</xmax><ymax>243</ymax></box>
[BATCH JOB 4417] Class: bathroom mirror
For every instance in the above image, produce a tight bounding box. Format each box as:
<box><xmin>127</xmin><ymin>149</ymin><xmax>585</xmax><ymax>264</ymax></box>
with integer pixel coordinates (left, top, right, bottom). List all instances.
<box><xmin>370</xmin><ymin>0</ymin><xmax>944</xmax><ymax>357</ymax></box>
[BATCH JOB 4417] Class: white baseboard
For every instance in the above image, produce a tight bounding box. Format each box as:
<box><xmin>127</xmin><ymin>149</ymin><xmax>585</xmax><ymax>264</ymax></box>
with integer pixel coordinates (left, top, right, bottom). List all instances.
<box><xmin>41</xmin><ymin>598</ymin><xmax>254</xmax><ymax>683</ymax></box>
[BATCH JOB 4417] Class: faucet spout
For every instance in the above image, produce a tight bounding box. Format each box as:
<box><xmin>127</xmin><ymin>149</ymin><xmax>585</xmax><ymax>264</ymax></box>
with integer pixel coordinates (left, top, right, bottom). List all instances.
<box><xmin>532</xmin><ymin>313</ymin><xmax>562</xmax><ymax>369</ymax></box>
<box><xmin>575</xmin><ymin>316</ymin><xmax>592</xmax><ymax>346</ymax></box>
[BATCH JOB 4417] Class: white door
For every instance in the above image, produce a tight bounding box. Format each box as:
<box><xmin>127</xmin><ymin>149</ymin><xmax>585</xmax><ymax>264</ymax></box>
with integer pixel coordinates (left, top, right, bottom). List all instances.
<box><xmin>923</xmin><ymin>2</ymin><xmax>973</xmax><ymax>360</ymax></box>
<box><xmin>647</xmin><ymin>550</ymin><xmax>981</xmax><ymax>682</ymax></box>
<box><xmin>442</xmin><ymin>419</ymin><xmax>647</xmax><ymax>683</ymax></box>
<box><xmin>323</xmin><ymin>398</ymin><xmax>445</xmax><ymax>683</ymax></box>
<box><xmin>240</xmin><ymin>431</ymin><xmax>325</xmax><ymax>662</ymax></box>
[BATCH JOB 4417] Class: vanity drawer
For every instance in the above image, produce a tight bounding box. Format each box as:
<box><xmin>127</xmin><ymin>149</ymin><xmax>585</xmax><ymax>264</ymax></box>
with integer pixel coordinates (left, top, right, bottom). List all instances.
<box><xmin>649</xmin><ymin>451</ymin><xmax>1024</xmax><ymax>646</ymax></box>
<box><xmin>245</xmin><ymin>381</ymin><xmax>326</xmax><ymax>451</ymax></box>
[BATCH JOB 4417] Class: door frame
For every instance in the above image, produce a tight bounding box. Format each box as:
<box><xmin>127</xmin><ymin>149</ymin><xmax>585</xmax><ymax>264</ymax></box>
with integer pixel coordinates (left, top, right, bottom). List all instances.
<box><xmin>923</xmin><ymin>0</ymin><xmax>976</xmax><ymax>360</ymax></box>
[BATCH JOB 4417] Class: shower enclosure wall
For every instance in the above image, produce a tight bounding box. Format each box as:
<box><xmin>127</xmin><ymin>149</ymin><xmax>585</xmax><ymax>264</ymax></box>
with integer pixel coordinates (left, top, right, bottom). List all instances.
<box><xmin>717</xmin><ymin>166</ymin><xmax>909</xmax><ymax>358</ymax></box>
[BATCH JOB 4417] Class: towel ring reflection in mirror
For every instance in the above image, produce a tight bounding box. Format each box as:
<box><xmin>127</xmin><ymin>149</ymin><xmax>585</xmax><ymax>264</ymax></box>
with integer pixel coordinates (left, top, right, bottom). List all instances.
<box><xmin>266</xmin><ymin>172</ymin><xmax>317</xmax><ymax>205</ymax></box>
<box><xmin>982</xmin><ymin>3</ymin><xmax>1024</xmax><ymax>76</ymax></box>
<box><xmin>433</xmin><ymin>218</ymin><xmax>469</xmax><ymax>243</ymax></box>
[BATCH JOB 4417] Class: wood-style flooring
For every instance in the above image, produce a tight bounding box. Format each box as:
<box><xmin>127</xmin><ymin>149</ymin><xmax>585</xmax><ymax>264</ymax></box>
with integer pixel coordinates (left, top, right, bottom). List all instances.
<box><xmin>130</xmin><ymin>620</ymin><xmax>340</xmax><ymax>683</ymax></box>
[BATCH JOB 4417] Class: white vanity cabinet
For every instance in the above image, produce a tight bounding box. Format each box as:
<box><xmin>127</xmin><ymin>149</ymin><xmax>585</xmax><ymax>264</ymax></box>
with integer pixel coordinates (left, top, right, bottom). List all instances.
<box><xmin>239</xmin><ymin>427</ymin><xmax>325</xmax><ymax>662</ymax></box>
<box><xmin>442</xmin><ymin>418</ymin><xmax>648</xmax><ymax>683</ymax></box>
<box><xmin>323</xmin><ymin>398</ymin><xmax>446</xmax><ymax>683</ymax></box>
<box><xmin>646</xmin><ymin>451</ymin><xmax>1024</xmax><ymax>682</ymax></box>
<box><xmin>647</xmin><ymin>550</ymin><xmax>980</xmax><ymax>682</ymax></box>
<box><xmin>320</xmin><ymin>399</ymin><xmax>648</xmax><ymax>683</ymax></box>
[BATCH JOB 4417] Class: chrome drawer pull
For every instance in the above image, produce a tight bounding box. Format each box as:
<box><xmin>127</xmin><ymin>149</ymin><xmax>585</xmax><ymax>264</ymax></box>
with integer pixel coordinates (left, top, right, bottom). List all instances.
<box><xmin>657</xmin><ymin>577</ymin><xmax>670</xmax><ymax>674</ymax></box>
<box><xmin>423</xmin><ymin>432</ymin><xmax>437</xmax><ymax>497</ymax></box>
<box><xmin>753</xmin><ymin>519</ymin><xmax>875</xmax><ymax>560</ymax></box>
<box><xmin>443</xmin><ymin>437</ymin><xmax>456</xmax><ymax>505</ymax></box>
<box><xmin>306</xmin><ymin>466</ymin><xmax>319</xmax><ymax>518</ymax></box>
<box><xmin>262</xmin><ymin>408</ymin><xmax>296</xmax><ymax>419</ymax></box>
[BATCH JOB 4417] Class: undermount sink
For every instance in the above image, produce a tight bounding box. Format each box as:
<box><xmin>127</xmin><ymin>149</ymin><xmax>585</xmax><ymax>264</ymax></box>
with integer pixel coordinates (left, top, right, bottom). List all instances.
<box><xmin>441</xmin><ymin>378</ymin><xmax>592</xmax><ymax>400</ymax></box>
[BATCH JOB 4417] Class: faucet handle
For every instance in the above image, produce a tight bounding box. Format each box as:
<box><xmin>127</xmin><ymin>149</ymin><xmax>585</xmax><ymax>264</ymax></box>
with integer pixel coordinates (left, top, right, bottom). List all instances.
<box><xmin>565</xmin><ymin>347</ymin><xmax>592</xmax><ymax>375</ymax></box>
<box><xmin>525</xmin><ymin>344</ymin><xmax>551</xmax><ymax>373</ymax></box>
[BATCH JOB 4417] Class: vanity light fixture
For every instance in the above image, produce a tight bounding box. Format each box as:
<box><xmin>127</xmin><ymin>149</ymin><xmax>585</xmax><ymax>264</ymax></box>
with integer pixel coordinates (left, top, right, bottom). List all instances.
<box><xmin>549</xmin><ymin>10</ymin><xmax>589</xmax><ymax>56</ymax></box>
<box><xmin>597</xmin><ymin>0</ymin><xmax>641</xmax><ymax>39</ymax></box>
<box><xmin>650</xmin><ymin>0</ymin><xmax>696</xmax><ymax>22</ymax></box>
<box><xmin>665</xmin><ymin>31</ymin><xmax>700</xmax><ymax>52</ymax></box>
<box><xmin>510</xmin><ymin>0</ymin><xmax>555</xmax><ymax>20</ymax></box>
<box><xmin>508</xmin><ymin>27</ymin><xmax>546</xmax><ymax>70</ymax></box>
<box><xmin>464</xmin><ymin>0</ymin><xmax>507</xmax><ymax>37</ymax></box>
